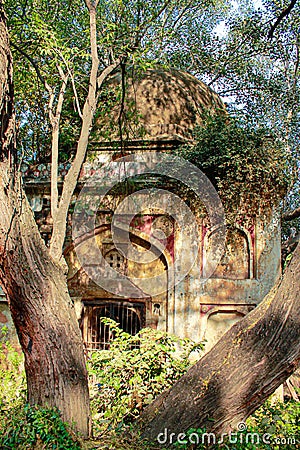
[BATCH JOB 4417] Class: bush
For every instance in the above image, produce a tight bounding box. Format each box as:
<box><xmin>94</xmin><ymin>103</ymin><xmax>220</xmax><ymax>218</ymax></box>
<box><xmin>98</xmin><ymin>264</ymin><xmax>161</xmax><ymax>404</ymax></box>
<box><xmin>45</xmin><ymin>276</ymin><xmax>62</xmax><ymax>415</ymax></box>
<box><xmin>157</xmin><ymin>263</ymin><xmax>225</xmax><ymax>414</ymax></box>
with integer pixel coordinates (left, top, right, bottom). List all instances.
<box><xmin>0</xmin><ymin>328</ymin><xmax>25</xmax><ymax>410</ymax></box>
<box><xmin>177</xmin><ymin>114</ymin><xmax>290</xmax><ymax>219</ymax></box>
<box><xmin>1</xmin><ymin>326</ymin><xmax>298</xmax><ymax>449</ymax></box>
<box><xmin>87</xmin><ymin>319</ymin><xmax>204</xmax><ymax>435</ymax></box>
<box><xmin>172</xmin><ymin>400</ymin><xmax>300</xmax><ymax>449</ymax></box>
<box><xmin>247</xmin><ymin>399</ymin><xmax>300</xmax><ymax>448</ymax></box>
<box><xmin>0</xmin><ymin>404</ymin><xmax>82</xmax><ymax>449</ymax></box>
<box><xmin>0</xmin><ymin>331</ymin><xmax>81</xmax><ymax>449</ymax></box>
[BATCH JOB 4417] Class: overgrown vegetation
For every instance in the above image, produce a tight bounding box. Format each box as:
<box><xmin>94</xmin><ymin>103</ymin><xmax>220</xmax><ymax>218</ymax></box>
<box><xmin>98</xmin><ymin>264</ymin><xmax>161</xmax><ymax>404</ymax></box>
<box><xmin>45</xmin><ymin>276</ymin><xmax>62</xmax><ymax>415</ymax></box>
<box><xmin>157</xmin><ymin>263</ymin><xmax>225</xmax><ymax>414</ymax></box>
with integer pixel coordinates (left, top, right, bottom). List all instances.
<box><xmin>178</xmin><ymin>114</ymin><xmax>291</xmax><ymax>219</ymax></box>
<box><xmin>173</xmin><ymin>400</ymin><xmax>300</xmax><ymax>449</ymax></box>
<box><xmin>0</xmin><ymin>327</ymin><xmax>25</xmax><ymax>410</ymax></box>
<box><xmin>0</xmin><ymin>322</ymin><xmax>202</xmax><ymax>448</ymax></box>
<box><xmin>87</xmin><ymin>319</ymin><xmax>204</xmax><ymax>436</ymax></box>
<box><xmin>0</xmin><ymin>324</ymin><xmax>299</xmax><ymax>449</ymax></box>
<box><xmin>0</xmin><ymin>404</ymin><xmax>82</xmax><ymax>449</ymax></box>
<box><xmin>0</xmin><ymin>331</ymin><xmax>81</xmax><ymax>449</ymax></box>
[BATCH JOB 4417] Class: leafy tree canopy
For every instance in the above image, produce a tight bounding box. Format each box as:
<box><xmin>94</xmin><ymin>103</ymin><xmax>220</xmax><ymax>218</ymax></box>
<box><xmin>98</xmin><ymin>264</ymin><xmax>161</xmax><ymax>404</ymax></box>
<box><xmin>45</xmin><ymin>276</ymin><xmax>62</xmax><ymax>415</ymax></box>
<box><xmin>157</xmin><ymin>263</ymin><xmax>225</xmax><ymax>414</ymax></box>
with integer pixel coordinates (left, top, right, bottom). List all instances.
<box><xmin>5</xmin><ymin>0</ymin><xmax>300</xmax><ymax>230</ymax></box>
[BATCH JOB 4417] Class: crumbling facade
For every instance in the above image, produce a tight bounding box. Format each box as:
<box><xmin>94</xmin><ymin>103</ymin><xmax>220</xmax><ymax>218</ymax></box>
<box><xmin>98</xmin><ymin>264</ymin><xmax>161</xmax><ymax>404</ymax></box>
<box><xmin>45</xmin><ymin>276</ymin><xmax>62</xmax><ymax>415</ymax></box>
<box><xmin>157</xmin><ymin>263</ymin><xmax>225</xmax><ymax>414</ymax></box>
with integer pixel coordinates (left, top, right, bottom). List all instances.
<box><xmin>0</xmin><ymin>69</ymin><xmax>281</xmax><ymax>351</ymax></box>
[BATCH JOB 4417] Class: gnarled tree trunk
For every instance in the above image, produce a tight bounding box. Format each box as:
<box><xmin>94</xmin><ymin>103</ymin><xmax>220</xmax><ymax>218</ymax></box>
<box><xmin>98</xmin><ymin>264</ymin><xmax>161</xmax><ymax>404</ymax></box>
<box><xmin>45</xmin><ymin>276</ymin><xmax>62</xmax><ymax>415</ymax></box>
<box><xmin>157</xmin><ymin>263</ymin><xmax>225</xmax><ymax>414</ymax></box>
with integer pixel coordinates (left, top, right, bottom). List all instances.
<box><xmin>139</xmin><ymin>243</ymin><xmax>300</xmax><ymax>445</ymax></box>
<box><xmin>0</xmin><ymin>2</ymin><xmax>90</xmax><ymax>436</ymax></box>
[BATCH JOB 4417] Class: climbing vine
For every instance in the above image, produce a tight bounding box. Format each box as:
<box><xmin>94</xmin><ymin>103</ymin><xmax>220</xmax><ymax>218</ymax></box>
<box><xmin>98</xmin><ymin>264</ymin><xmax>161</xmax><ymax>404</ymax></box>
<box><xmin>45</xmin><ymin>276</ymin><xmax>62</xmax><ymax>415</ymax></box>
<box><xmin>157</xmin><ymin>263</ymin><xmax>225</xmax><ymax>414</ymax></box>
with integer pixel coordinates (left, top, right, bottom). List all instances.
<box><xmin>177</xmin><ymin>114</ymin><xmax>291</xmax><ymax>221</ymax></box>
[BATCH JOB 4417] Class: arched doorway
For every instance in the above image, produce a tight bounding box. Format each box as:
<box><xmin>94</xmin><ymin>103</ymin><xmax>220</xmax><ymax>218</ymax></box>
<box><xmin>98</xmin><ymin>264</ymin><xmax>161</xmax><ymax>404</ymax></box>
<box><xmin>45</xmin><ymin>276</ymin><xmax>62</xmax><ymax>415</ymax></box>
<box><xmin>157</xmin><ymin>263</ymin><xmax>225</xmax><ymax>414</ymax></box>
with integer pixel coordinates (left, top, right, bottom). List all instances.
<box><xmin>82</xmin><ymin>300</ymin><xmax>146</xmax><ymax>350</ymax></box>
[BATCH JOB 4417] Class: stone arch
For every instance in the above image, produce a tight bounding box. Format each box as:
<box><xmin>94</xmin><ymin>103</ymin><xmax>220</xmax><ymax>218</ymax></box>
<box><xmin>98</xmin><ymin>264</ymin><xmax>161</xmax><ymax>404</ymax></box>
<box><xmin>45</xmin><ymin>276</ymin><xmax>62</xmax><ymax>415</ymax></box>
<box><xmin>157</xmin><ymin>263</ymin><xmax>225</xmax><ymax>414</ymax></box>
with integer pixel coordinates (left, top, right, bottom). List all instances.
<box><xmin>203</xmin><ymin>225</ymin><xmax>252</xmax><ymax>279</ymax></box>
<box><xmin>66</xmin><ymin>222</ymin><xmax>172</xmax><ymax>338</ymax></box>
<box><xmin>201</xmin><ymin>305</ymin><xmax>250</xmax><ymax>352</ymax></box>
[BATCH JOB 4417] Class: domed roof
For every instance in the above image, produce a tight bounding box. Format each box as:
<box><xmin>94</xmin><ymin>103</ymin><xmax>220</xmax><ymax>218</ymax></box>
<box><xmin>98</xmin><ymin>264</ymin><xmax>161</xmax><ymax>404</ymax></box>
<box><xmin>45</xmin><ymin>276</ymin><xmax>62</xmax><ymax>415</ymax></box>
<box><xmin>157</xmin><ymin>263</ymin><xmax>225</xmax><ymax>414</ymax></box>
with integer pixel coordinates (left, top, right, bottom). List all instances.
<box><xmin>94</xmin><ymin>68</ymin><xmax>225</xmax><ymax>143</ymax></box>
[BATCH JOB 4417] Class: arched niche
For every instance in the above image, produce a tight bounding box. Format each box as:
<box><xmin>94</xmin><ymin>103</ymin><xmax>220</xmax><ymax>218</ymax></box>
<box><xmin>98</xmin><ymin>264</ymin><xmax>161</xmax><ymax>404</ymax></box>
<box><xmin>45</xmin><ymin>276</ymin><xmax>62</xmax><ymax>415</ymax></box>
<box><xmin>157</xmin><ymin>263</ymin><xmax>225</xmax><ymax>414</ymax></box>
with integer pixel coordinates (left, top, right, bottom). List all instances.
<box><xmin>204</xmin><ymin>226</ymin><xmax>252</xmax><ymax>280</ymax></box>
<box><xmin>65</xmin><ymin>222</ymin><xmax>171</xmax><ymax>337</ymax></box>
<box><xmin>204</xmin><ymin>310</ymin><xmax>245</xmax><ymax>352</ymax></box>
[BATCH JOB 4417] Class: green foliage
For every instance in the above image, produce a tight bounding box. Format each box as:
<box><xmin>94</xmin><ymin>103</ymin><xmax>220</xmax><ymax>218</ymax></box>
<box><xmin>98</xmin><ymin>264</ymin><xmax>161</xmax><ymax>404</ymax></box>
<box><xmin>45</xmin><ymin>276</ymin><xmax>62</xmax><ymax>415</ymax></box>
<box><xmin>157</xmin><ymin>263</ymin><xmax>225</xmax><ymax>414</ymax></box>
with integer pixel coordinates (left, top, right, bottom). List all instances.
<box><xmin>0</xmin><ymin>329</ymin><xmax>25</xmax><ymax>410</ymax></box>
<box><xmin>6</xmin><ymin>0</ymin><xmax>90</xmax><ymax>162</ymax></box>
<box><xmin>178</xmin><ymin>114</ymin><xmax>290</xmax><ymax>219</ymax></box>
<box><xmin>173</xmin><ymin>400</ymin><xmax>300</xmax><ymax>449</ymax></box>
<box><xmin>0</xmin><ymin>330</ymin><xmax>299</xmax><ymax>449</ymax></box>
<box><xmin>0</xmin><ymin>335</ymin><xmax>81</xmax><ymax>449</ymax></box>
<box><xmin>158</xmin><ymin>0</ymin><xmax>300</xmax><ymax>222</ymax></box>
<box><xmin>0</xmin><ymin>404</ymin><xmax>81</xmax><ymax>449</ymax></box>
<box><xmin>7</xmin><ymin>0</ymin><xmax>220</xmax><ymax>164</ymax></box>
<box><xmin>248</xmin><ymin>400</ymin><xmax>300</xmax><ymax>444</ymax></box>
<box><xmin>87</xmin><ymin>319</ymin><xmax>204</xmax><ymax>435</ymax></box>
<box><xmin>6</xmin><ymin>0</ymin><xmax>300</xmax><ymax>207</ymax></box>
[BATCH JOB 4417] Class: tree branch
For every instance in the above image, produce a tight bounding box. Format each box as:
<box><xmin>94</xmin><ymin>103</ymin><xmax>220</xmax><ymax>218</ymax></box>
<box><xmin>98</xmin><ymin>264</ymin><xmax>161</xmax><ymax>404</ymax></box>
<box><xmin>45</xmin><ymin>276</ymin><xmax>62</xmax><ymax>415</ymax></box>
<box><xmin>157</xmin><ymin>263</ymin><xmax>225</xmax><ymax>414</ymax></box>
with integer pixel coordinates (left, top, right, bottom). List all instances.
<box><xmin>11</xmin><ymin>42</ymin><xmax>45</xmax><ymax>87</ymax></box>
<box><xmin>49</xmin><ymin>0</ymin><xmax>120</xmax><ymax>263</ymax></box>
<box><xmin>11</xmin><ymin>42</ymin><xmax>56</xmax><ymax>122</ymax></box>
<box><xmin>50</xmin><ymin>66</ymin><xmax>68</xmax><ymax>219</ymax></box>
<box><xmin>282</xmin><ymin>207</ymin><xmax>300</xmax><ymax>221</ymax></box>
<box><xmin>137</xmin><ymin>0</ymin><xmax>172</xmax><ymax>40</ymax></box>
<box><xmin>97</xmin><ymin>58</ymin><xmax>121</xmax><ymax>89</ymax></box>
<box><xmin>57</xmin><ymin>50</ymin><xmax>83</xmax><ymax>119</ymax></box>
<box><xmin>268</xmin><ymin>0</ymin><xmax>298</xmax><ymax>39</ymax></box>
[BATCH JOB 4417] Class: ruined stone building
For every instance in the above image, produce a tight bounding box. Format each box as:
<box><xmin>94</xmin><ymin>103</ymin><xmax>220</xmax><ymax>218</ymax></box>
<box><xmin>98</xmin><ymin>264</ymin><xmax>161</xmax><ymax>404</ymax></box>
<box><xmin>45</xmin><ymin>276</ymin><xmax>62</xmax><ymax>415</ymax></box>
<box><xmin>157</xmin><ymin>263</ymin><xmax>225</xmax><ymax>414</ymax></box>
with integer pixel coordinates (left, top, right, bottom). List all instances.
<box><xmin>0</xmin><ymin>69</ymin><xmax>281</xmax><ymax>352</ymax></box>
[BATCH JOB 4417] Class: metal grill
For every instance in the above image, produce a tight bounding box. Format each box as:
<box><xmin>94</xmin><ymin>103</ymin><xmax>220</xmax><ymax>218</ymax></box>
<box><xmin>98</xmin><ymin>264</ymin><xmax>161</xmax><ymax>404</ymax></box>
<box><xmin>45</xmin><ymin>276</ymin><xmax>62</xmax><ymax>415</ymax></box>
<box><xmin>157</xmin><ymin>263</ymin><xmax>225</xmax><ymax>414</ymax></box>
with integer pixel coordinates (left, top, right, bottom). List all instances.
<box><xmin>83</xmin><ymin>301</ymin><xmax>145</xmax><ymax>350</ymax></box>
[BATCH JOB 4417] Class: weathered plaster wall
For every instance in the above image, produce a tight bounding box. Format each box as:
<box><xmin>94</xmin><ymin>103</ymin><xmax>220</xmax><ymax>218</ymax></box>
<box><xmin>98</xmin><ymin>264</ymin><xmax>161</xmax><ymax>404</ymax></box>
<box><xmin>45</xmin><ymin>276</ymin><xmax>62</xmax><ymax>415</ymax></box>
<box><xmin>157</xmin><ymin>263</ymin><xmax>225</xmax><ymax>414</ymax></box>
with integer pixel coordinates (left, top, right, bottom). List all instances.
<box><xmin>0</xmin><ymin>189</ymin><xmax>281</xmax><ymax>353</ymax></box>
<box><xmin>168</xmin><ymin>209</ymin><xmax>281</xmax><ymax>352</ymax></box>
<box><xmin>1</xmin><ymin>68</ymin><xmax>282</xmax><ymax>352</ymax></box>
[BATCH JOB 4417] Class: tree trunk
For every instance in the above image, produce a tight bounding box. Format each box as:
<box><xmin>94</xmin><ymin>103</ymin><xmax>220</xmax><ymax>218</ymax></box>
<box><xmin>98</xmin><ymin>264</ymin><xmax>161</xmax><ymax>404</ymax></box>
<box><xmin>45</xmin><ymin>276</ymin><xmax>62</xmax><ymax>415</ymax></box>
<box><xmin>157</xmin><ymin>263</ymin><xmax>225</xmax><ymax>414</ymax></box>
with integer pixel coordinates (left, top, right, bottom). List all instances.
<box><xmin>0</xmin><ymin>3</ymin><xmax>90</xmax><ymax>436</ymax></box>
<box><xmin>139</xmin><ymin>243</ymin><xmax>300</xmax><ymax>445</ymax></box>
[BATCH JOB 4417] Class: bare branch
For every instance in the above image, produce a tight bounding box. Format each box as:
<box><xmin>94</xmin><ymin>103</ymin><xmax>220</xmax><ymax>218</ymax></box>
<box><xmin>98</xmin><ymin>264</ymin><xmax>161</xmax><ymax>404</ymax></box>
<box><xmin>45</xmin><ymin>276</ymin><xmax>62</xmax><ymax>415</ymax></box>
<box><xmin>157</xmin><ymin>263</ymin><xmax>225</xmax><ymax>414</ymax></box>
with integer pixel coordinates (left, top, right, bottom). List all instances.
<box><xmin>57</xmin><ymin>50</ymin><xmax>83</xmax><ymax>119</ymax></box>
<box><xmin>172</xmin><ymin>0</ymin><xmax>196</xmax><ymax>31</ymax></box>
<box><xmin>268</xmin><ymin>0</ymin><xmax>298</xmax><ymax>39</ymax></box>
<box><xmin>50</xmin><ymin>68</ymin><xmax>69</xmax><ymax>218</ymax></box>
<box><xmin>11</xmin><ymin>43</ymin><xmax>59</xmax><ymax>125</ymax></box>
<box><xmin>283</xmin><ymin>207</ymin><xmax>300</xmax><ymax>221</ymax></box>
<box><xmin>207</xmin><ymin>26</ymin><xmax>271</xmax><ymax>87</ymax></box>
<box><xmin>97</xmin><ymin>58</ymin><xmax>121</xmax><ymax>89</ymax></box>
<box><xmin>49</xmin><ymin>0</ymin><xmax>101</xmax><ymax>261</ymax></box>
<box><xmin>11</xmin><ymin>42</ymin><xmax>45</xmax><ymax>87</ymax></box>
<box><xmin>137</xmin><ymin>0</ymin><xmax>172</xmax><ymax>39</ymax></box>
<box><xmin>47</xmin><ymin>89</ymin><xmax>56</xmax><ymax>125</ymax></box>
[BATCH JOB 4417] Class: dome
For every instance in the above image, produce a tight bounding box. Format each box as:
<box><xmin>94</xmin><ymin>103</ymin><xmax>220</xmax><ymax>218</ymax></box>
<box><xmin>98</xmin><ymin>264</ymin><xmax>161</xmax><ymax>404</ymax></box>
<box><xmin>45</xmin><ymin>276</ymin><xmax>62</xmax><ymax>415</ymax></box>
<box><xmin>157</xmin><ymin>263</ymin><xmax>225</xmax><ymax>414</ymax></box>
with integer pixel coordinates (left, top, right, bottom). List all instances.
<box><xmin>94</xmin><ymin>68</ymin><xmax>225</xmax><ymax>143</ymax></box>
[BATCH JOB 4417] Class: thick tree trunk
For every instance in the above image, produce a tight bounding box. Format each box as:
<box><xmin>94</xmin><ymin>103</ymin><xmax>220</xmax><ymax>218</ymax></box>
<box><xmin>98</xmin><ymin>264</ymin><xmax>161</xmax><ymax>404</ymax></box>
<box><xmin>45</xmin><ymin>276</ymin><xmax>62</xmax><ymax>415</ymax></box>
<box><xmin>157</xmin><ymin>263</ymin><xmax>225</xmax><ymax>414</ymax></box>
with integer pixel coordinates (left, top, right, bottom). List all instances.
<box><xmin>0</xmin><ymin>4</ymin><xmax>90</xmax><ymax>436</ymax></box>
<box><xmin>139</xmin><ymin>244</ymin><xmax>300</xmax><ymax>445</ymax></box>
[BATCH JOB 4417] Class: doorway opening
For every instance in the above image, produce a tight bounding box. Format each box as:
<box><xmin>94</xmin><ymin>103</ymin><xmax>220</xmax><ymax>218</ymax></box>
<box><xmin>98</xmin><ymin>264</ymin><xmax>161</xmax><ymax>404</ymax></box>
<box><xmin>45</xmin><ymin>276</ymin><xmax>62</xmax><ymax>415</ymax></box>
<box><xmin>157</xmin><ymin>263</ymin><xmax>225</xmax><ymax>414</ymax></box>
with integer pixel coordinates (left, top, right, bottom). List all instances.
<box><xmin>82</xmin><ymin>301</ymin><xmax>145</xmax><ymax>350</ymax></box>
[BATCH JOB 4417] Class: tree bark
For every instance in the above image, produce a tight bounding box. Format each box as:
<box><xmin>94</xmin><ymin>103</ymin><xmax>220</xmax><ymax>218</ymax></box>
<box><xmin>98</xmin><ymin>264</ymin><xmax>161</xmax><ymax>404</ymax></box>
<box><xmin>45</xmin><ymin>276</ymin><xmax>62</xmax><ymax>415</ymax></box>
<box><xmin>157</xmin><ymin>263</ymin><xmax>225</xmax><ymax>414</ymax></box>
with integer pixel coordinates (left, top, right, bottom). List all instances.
<box><xmin>49</xmin><ymin>1</ymin><xmax>120</xmax><ymax>263</ymax></box>
<box><xmin>139</xmin><ymin>243</ymin><xmax>300</xmax><ymax>445</ymax></box>
<box><xmin>282</xmin><ymin>206</ymin><xmax>300</xmax><ymax>221</ymax></box>
<box><xmin>0</xmin><ymin>2</ymin><xmax>90</xmax><ymax>436</ymax></box>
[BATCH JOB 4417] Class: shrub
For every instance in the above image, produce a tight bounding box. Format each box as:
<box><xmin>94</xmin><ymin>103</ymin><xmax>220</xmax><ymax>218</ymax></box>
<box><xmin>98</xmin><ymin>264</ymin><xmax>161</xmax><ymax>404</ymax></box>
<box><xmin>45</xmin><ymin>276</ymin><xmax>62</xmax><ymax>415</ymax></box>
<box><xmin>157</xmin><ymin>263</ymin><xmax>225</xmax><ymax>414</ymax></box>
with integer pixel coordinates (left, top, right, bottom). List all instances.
<box><xmin>0</xmin><ymin>331</ymin><xmax>81</xmax><ymax>449</ymax></box>
<box><xmin>0</xmin><ymin>404</ymin><xmax>81</xmax><ymax>449</ymax></box>
<box><xmin>0</xmin><ymin>328</ymin><xmax>25</xmax><ymax>410</ymax></box>
<box><xmin>177</xmin><ymin>114</ymin><xmax>290</xmax><ymax>220</ymax></box>
<box><xmin>173</xmin><ymin>400</ymin><xmax>300</xmax><ymax>449</ymax></box>
<box><xmin>87</xmin><ymin>319</ymin><xmax>204</xmax><ymax>435</ymax></box>
<box><xmin>247</xmin><ymin>399</ymin><xmax>300</xmax><ymax>448</ymax></box>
